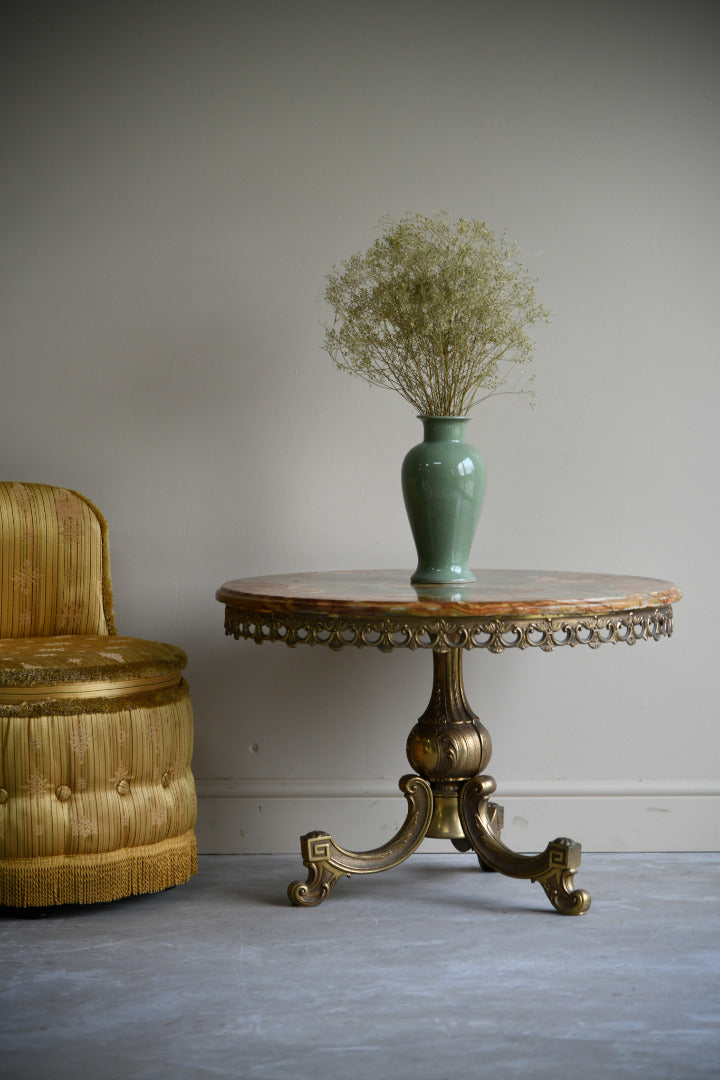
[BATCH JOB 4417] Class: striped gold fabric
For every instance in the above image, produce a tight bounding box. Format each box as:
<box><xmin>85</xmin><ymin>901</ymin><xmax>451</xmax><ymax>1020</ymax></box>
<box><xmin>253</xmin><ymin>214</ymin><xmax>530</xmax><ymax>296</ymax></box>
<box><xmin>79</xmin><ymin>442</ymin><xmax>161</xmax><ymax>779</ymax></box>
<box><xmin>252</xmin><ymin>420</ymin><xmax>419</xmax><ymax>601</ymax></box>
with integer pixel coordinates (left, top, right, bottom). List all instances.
<box><xmin>0</xmin><ymin>482</ymin><xmax>113</xmax><ymax>638</ymax></box>
<box><xmin>0</xmin><ymin>673</ymin><xmax>180</xmax><ymax>703</ymax></box>
<box><xmin>0</xmin><ymin>690</ymin><xmax>196</xmax><ymax>860</ymax></box>
<box><xmin>0</xmin><ymin>483</ymin><xmax>198</xmax><ymax>906</ymax></box>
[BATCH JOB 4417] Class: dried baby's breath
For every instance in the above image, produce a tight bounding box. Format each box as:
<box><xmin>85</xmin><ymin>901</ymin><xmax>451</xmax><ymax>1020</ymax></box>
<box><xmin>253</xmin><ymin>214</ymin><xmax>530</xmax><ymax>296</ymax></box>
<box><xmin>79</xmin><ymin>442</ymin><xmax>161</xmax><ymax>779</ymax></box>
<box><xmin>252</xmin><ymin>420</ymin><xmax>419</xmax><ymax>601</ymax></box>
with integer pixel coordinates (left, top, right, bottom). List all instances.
<box><xmin>323</xmin><ymin>212</ymin><xmax>549</xmax><ymax>416</ymax></box>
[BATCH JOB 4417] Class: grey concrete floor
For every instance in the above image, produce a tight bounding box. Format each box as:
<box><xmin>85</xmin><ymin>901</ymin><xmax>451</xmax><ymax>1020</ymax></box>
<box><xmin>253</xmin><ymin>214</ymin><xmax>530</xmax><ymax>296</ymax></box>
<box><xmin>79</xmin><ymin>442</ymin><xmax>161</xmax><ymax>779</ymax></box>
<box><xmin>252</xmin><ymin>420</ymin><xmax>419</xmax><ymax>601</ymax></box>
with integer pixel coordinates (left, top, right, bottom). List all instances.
<box><xmin>1</xmin><ymin>853</ymin><xmax>719</xmax><ymax>1080</ymax></box>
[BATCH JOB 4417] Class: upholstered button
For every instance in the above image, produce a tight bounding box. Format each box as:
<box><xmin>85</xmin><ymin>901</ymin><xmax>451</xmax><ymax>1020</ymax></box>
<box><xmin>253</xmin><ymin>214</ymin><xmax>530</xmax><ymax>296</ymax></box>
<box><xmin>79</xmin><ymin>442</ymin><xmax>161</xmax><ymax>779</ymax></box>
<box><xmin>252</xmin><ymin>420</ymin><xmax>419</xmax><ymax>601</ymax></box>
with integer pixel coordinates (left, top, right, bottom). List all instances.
<box><xmin>56</xmin><ymin>785</ymin><xmax>72</xmax><ymax>802</ymax></box>
<box><xmin>0</xmin><ymin>788</ymin><xmax>8</xmax><ymax>804</ymax></box>
<box><xmin>161</xmin><ymin>772</ymin><xmax>171</xmax><ymax>788</ymax></box>
<box><xmin>116</xmin><ymin>779</ymin><xmax>130</xmax><ymax>796</ymax></box>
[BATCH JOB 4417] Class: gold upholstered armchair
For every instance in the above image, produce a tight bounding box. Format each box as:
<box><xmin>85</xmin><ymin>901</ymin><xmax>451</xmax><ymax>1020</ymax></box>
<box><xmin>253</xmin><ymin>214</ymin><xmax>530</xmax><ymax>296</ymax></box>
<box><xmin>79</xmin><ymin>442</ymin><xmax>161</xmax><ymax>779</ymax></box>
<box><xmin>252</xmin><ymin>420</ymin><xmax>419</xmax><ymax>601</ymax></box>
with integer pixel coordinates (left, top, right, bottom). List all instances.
<box><xmin>0</xmin><ymin>483</ymin><xmax>197</xmax><ymax>907</ymax></box>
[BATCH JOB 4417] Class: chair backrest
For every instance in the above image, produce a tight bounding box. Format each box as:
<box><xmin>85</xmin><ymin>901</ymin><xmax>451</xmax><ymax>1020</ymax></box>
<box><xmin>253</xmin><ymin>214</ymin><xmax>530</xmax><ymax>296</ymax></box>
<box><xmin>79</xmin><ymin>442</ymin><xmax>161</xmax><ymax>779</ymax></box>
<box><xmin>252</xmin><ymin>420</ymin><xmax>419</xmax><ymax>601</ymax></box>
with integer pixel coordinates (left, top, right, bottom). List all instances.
<box><xmin>0</xmin><ymin>482</ymin><xmax>116</xmax><ymax>638</ymax></box>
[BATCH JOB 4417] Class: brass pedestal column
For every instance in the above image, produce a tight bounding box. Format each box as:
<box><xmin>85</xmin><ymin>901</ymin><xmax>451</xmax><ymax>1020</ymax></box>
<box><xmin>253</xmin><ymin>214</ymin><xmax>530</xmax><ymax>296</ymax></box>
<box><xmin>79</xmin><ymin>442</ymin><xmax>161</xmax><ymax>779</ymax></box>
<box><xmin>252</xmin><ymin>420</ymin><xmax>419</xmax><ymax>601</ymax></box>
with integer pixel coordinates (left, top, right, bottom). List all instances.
<box><xmin>406</xmin><ymin>648</ymin><xmax>492</xmax><ymax>843</ymax></box>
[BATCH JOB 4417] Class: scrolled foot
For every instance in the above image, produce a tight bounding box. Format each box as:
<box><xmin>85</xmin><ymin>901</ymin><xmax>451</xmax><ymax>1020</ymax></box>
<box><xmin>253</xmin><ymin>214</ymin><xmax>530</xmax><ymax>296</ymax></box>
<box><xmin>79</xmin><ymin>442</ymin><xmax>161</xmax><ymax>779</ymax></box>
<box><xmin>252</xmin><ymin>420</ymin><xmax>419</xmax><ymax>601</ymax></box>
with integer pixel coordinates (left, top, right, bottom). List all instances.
<box><xmin>532</xmin><ymin>838</ymin><xmax>591</xmax><ymax>916</ymax></box>
<box><xmin>288</xmin><ymin>833</ymin><xmax>347</xmax><ymax>907</ymax></box>
<box><xmin>536</xmin><ymin>872</ymin><xmax>591</xmax><ymax>915</ymax></box>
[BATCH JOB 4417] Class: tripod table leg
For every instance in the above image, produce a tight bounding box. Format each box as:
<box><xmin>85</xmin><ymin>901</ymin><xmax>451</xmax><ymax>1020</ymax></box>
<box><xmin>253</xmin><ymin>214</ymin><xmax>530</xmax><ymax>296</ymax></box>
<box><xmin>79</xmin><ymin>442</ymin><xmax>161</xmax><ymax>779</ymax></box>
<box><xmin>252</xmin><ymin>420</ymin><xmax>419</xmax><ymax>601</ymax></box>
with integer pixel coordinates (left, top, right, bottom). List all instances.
<box><xmin>288</xmin><ymin>774</ymin><xmax>433</xmax><ymax>907</ymax></box>
<box><xmin>459</xmin><ymin>775</ymin><xmax>591</xmax><ymax>915</ymax></box>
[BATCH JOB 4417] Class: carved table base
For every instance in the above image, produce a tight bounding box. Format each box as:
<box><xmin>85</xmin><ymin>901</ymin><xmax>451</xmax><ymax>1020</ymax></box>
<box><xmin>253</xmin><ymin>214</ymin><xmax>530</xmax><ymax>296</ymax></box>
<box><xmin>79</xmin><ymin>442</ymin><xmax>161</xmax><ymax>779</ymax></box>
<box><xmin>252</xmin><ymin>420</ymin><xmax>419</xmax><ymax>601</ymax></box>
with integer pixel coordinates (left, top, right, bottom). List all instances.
<box><xmin>289</xmin><ymin>650</ymin><xmax>591</xmax><ymax>915</ymax></box>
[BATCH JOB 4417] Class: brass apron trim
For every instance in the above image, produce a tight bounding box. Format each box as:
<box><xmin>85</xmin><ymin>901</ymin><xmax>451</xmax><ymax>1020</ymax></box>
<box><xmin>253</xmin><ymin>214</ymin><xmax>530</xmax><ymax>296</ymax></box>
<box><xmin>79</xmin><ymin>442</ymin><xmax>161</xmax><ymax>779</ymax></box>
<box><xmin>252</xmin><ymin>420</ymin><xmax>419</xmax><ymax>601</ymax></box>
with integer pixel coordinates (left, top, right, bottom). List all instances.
<box><xmin>0</xmin><ymin>671</ymin><xmax>181</xmax><ymax>703</ymax></box>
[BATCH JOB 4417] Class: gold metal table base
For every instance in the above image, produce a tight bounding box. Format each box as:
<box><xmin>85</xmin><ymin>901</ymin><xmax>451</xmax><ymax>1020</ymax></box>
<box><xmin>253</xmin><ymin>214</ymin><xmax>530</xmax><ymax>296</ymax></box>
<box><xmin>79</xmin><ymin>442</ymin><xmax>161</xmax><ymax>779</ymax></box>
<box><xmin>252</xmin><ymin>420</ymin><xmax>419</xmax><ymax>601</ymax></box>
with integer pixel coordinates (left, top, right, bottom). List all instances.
<box><xmin>288</xmin><ymin>650</ymin><xmax>591</xmax><ymax>915</ymax></box>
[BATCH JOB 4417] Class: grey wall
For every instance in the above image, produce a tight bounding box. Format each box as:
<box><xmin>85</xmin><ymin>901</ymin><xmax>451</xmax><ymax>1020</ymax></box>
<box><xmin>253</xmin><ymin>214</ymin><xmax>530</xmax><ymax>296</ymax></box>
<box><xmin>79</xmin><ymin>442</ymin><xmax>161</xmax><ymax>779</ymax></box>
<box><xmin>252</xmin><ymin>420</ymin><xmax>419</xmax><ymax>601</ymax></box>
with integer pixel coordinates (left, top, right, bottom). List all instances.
<box><xmin>2</xmin><ymin>1</ymin><xmax>718</xmax><ymax>852</ymax></box>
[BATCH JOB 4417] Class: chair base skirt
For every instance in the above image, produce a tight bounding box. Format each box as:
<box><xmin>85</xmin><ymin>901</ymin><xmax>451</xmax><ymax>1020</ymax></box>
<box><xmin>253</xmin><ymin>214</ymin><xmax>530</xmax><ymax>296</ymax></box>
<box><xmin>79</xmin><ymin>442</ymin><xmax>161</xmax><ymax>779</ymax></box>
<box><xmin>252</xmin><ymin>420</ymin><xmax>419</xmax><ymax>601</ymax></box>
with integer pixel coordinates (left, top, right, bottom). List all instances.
<box><xmin>0</xmin><ymin>829</ymin><xmax>197</xmax><ymax>908</ymax></box>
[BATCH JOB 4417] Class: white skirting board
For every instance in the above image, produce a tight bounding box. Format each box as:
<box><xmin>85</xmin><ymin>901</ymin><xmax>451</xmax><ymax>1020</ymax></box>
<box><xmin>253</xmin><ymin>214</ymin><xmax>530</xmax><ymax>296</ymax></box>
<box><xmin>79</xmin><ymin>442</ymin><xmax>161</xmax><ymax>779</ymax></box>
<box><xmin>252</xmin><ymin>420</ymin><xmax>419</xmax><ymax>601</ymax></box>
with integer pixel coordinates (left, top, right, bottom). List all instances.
<box><xmin>195</xmin><ymin>778</ymin><xmax>720</xmax><ymax>854</ymax></box>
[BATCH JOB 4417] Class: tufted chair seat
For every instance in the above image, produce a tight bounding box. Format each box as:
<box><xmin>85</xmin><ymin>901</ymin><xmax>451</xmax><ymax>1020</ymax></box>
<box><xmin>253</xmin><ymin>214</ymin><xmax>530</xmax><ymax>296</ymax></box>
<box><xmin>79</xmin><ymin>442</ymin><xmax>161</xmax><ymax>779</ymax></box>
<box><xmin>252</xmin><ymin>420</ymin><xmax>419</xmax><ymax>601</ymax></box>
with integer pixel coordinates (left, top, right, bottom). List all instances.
<box><xmin>0</xmin><ymin>635</ymin><xmax>188</xmax><ymax>698</ymax></box>
<box><xmin>0</xmin><ymin>483</ymin><xmax>197</xmax><ymax>907</ymax></box>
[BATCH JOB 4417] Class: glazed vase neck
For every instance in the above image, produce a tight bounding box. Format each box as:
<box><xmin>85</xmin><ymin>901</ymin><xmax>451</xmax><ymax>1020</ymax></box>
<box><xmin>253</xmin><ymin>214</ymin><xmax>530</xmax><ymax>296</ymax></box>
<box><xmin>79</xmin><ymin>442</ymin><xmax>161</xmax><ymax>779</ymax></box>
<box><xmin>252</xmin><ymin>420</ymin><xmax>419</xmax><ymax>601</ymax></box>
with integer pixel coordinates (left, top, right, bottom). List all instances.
<box><xmin>419</xmin><ymin>416</ymin><xmax>470</xmax><ymax>443</ymax></box>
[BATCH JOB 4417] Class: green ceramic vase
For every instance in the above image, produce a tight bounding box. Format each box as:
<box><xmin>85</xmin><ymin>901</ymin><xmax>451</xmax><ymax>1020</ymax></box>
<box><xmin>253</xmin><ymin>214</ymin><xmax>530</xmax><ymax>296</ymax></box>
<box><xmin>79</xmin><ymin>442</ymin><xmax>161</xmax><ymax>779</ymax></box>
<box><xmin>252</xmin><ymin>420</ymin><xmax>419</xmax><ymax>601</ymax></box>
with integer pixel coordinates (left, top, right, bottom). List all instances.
<box><xmin>401</xmin><ymin>416</ymin><xmax>486</xmax><ymax>585</ymax></box>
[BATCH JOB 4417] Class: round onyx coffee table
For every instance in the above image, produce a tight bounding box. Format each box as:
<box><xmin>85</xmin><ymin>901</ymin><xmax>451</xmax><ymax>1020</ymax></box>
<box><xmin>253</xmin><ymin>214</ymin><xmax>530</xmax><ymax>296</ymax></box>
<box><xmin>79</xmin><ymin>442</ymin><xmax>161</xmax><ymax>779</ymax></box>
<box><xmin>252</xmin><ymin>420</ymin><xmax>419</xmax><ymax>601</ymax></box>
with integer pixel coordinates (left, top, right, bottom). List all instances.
<box><xmin>217</xmin><ymin>570</ymin><xmax>680</xmax><ymax>915</ymax></box>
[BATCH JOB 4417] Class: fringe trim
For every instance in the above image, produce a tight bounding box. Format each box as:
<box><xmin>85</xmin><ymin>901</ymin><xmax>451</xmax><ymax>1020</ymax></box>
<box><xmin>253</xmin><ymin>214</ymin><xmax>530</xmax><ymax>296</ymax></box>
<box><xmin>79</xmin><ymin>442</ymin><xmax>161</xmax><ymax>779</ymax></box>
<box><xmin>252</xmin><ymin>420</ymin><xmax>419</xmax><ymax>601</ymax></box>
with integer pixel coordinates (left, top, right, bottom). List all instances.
<box><xmin>1</xmin><ymin>643</ymin><xmax>188</xmax><ymax>688</ymax></box>
<box><xmin>0</xmin><ymin>677</ymin><xmax>191</xmax><ymax>717</ymax></box>
<box><xmin>0</xmin><ymin>830</ymin><xmax>198</xmax><ymax>908</ymax></box>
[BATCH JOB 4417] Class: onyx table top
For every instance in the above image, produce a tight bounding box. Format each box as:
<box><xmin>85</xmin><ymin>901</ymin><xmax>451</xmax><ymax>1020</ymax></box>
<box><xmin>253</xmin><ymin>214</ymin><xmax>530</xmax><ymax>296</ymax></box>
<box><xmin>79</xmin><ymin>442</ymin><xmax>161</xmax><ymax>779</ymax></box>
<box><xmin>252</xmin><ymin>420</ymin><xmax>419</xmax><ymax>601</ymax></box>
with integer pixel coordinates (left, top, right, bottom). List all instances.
<box><xmin>216</xmin><ymin>569</ymin><xmax>681</xmax><ymax>621</ymax></box>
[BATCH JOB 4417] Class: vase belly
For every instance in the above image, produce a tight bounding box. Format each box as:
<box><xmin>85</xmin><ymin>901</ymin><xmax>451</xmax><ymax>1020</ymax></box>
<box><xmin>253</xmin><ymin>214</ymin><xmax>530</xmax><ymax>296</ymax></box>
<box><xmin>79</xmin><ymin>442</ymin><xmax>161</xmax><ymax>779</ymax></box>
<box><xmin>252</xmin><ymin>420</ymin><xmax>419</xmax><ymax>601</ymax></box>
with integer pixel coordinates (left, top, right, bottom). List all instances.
<box><xmin>401</xmin><ymin>417</ymin><xmax>486</xmax><ymax>585</ymax></box>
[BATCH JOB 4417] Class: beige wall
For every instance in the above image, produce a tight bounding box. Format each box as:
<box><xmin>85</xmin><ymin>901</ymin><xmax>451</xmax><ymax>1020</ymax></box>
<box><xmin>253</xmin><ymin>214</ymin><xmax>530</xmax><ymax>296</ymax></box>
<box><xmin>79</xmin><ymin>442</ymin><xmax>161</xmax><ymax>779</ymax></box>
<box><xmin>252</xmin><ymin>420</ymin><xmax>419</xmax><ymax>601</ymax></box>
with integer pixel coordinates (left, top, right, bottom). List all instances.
<box><xmin>2</xmin><ymin>1</ymin><xmax>718</xmax><ymax>852</ymax></box>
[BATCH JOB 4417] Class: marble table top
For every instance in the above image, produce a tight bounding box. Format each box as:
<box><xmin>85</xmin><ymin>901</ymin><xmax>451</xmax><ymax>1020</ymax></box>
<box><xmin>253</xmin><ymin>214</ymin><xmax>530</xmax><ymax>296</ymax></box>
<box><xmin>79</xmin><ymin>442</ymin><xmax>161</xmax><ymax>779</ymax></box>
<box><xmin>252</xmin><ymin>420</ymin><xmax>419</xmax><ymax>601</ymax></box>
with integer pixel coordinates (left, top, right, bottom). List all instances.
<box><xmin>216</xmin><ymin>569</ymin><xmax>681</xmax><ymax>620</ymax></box>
